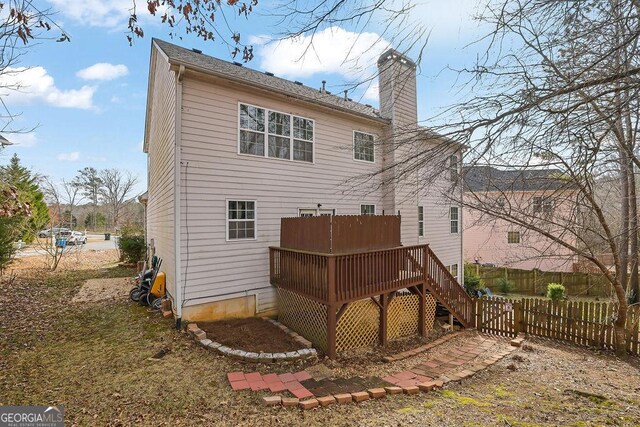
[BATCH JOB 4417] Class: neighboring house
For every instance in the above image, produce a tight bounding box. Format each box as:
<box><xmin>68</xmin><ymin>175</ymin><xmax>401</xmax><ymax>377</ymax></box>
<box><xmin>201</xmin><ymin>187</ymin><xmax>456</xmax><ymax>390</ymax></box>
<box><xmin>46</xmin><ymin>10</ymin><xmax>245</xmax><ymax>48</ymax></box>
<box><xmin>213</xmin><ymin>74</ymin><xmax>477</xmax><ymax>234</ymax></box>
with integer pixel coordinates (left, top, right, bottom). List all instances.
<box><xmin>463</xmin><ymin>166</ymin><xmax>578</xmax><ymax>272</ymax></box>
<box><xmin>144</xmin><ymin>39</ymin><xmax>463</xmax><ymax>324</ymax></box>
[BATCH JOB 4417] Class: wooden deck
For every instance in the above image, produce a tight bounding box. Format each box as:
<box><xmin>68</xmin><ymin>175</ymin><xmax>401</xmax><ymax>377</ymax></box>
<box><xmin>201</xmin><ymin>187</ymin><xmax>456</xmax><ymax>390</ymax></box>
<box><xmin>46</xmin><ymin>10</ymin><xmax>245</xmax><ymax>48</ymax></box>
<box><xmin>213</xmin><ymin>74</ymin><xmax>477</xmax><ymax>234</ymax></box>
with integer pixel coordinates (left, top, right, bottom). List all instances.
<box><xmin>270</xmin><ymin>244</ymin><xmax>474</xmax><ymax>358</ymax></box>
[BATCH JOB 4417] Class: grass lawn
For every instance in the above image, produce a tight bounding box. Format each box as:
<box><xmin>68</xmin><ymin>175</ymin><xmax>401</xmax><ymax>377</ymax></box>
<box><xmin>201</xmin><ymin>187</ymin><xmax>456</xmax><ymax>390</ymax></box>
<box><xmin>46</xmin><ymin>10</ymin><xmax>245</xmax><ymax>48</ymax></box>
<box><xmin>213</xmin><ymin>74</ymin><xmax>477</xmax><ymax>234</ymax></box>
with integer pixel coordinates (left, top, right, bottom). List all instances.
<box><xmin>1</xmin><ymin>254</ymin><xmax>639</xmax><ymax>426</ymax></box>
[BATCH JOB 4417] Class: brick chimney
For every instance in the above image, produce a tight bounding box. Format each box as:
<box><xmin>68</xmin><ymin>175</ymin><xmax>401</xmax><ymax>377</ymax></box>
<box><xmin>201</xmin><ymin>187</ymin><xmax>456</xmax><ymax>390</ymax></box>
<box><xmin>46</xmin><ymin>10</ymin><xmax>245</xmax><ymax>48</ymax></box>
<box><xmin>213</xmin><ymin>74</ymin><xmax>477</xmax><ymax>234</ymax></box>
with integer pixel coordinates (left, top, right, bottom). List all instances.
<box><xmin>377</xmin><ymin>49</ymin><xmax>418</xmax><ymax>129</ymax></box>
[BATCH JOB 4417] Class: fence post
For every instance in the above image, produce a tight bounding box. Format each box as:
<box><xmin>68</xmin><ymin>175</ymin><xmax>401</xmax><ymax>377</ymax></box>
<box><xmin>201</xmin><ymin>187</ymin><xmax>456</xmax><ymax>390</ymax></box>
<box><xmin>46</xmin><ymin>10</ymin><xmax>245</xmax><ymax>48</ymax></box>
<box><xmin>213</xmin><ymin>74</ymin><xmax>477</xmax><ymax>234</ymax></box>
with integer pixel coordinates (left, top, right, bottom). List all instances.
<box><xmin>514</xmin><ymin>301</ymin><xmax>523</xmax><ymax>336</ymax></box>
<box><xmin>476</xmin><ymin>298</ymin><xmax>483</xmax><ymax>332</ymax></box>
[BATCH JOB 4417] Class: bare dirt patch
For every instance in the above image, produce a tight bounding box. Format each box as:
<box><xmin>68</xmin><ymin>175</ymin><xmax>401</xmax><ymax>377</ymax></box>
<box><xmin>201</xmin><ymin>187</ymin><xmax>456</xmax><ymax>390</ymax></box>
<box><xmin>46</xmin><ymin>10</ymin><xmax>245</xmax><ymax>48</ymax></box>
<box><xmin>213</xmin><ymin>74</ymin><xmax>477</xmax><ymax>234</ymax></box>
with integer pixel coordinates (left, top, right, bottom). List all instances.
<box><xmin>198</xmin><ymin>317</ymin><xmax>302</xmax><ymax>353</ymax></box>
<box><xmin>72</xmin><ymin>277</ymin><xmax>133</xmax><ymax>303</ymax></box>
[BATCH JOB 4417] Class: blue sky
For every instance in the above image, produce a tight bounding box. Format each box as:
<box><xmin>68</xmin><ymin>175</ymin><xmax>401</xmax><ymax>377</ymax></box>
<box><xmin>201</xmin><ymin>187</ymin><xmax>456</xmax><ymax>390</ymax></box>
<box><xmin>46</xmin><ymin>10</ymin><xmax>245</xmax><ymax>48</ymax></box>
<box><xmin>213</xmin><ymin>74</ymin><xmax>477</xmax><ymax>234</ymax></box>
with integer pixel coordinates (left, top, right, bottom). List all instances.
<box><xmin>1</xmin><ymin>0</ymin><xmax>485</xmax><ymax>195</ymax></box>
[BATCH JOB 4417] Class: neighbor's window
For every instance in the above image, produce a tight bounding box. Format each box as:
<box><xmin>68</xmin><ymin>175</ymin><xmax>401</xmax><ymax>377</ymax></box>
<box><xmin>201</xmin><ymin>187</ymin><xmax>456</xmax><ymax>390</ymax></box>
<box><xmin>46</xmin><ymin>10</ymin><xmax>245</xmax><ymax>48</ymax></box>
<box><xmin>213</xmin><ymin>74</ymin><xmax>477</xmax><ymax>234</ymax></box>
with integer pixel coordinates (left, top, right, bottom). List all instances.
<box><xmin>239</xmin><ymin>104</ymin><xmax>265</xmax><ymax>156</ymax></box>
<box><xmin>448</xmin><ymin>263</ymin><xmax>458</xmax><ymax>279</ymax></box>
<box><xmin>418</xmin><ymin>206</ymin><xmax>424</xmax><ymax>237</ymax></box>
<box><xmin>449</xmin><ymin>155</ymin><xmax>459</xmax><ymax>182</ymax></box>
<box><xmin>532</xmin><ymin>196</ymin><xmax>553</xmax><ymax>214</ymax></box>
<box><xmin>227</xmin><ymin>200</ymin><xmax>256</xmax><ymax>240</ymax></box>
<box><xmin>353</xmin><ymin>131</ymin><xmax>375</xmax><ymax>162</ymax></box>
<box><xmin>450</xmin><ymin>206</ymin><xmax>459</xmax><ymax>233</ymax></box>
<box><xmin>361</xmin><ymin>204</ymin><xmax>376</xmax><ymax>215</ymax></box>
<box><xmin>239</xmin><ymin>103</ymin><xmax>314</xmax><ymax>162</ymax></box>
<box><xmin>507</xmin><ymin>231</ymin><xmax>520</xmax><ymax>244</ymax></box>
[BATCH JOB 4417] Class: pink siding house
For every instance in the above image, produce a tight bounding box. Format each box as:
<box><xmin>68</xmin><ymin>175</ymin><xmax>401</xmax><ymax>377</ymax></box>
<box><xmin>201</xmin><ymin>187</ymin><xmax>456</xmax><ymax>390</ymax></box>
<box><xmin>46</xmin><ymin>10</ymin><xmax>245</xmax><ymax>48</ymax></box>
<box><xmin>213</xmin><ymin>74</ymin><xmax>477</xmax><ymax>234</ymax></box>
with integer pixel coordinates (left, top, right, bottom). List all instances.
<box><xmin>463</xmin><ymin>166</ymin><xmax>578</xmax><ymax>272</ymax></box>
<box><xmin>144</xmin><ymin>39</ymin><xmax>463</xmax><ymax>324</ymax></box>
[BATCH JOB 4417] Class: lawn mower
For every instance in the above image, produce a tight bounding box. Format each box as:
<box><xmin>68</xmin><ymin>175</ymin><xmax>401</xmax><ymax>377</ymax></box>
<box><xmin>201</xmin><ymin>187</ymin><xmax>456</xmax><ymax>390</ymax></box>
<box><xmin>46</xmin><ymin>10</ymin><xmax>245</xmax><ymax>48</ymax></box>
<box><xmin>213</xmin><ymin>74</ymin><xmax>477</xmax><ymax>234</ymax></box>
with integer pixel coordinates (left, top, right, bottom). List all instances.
<box><xmin>129</xmin><ymin>256</ymin><xmax>164</xmax><ymax>308</ymax></box>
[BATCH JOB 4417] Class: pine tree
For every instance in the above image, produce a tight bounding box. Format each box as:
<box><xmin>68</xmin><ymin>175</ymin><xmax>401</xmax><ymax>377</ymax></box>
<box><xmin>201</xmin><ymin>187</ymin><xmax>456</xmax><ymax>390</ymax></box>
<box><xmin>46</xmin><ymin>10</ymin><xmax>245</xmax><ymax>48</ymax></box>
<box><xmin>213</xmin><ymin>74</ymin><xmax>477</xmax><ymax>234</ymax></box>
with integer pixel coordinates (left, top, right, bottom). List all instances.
<box><xmin>0</xmin><ymin>154</ymin><xmax>49</xmax><ymax>242</ymax></box>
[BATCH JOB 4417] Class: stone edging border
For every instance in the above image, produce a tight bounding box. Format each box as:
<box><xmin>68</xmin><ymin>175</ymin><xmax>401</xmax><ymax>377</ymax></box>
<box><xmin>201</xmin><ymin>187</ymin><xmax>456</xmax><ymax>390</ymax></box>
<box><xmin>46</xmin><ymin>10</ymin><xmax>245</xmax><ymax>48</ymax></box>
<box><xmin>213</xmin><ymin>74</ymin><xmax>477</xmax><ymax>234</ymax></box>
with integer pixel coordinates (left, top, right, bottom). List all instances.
<box><xmin>382</xmin><ymin>331</ymin><xmax>464</xmax><ymax>363</ymax></box>
<box><xmin>186</xmin><ymin>320</ymin><xmax>319</xmax><ymax>363</ymax></box>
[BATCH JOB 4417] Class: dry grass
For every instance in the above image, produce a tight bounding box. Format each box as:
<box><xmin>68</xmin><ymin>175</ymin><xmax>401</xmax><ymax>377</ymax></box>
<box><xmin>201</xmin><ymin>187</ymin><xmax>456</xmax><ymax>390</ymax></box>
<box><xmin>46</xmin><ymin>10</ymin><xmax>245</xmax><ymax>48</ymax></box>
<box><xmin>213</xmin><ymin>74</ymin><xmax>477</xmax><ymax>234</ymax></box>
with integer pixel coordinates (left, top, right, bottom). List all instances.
<box><xmin>1</xmin><ymin>252</ymin><xmax>639</xmax><ymax>426</ymax></box>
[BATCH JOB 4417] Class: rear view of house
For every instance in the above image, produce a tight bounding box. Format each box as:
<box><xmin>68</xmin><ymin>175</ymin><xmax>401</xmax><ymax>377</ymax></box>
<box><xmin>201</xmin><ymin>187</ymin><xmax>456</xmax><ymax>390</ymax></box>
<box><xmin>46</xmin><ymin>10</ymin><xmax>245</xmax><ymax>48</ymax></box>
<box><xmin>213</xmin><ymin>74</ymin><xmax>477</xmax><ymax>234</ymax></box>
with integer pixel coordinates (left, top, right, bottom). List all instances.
<box><xmin>143</xmin><ymin>39</ymin><xmax>464</xmax><ymax>328</ymax></box>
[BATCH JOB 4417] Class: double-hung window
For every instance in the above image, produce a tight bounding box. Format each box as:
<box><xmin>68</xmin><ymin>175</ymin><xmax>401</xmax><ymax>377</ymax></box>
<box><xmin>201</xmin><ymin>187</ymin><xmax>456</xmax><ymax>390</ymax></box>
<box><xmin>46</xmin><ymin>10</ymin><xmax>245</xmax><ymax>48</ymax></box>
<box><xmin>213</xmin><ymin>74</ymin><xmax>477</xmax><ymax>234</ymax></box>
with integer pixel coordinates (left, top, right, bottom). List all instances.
<box><xmin>448</xmin><ymin>264</ymin><xmax>458</xmax><ymax>279</ymax></box>
<box><xmin>227</xmin><ymin>200</ymin><xmax>256</xmax><ymax>240</ymax></box>
<box><xmin>418</xmin><ymin>206</ymin><xmax>424</xmax><ymax>237</ymax></box>
<box><xmin>507</xmin><ymin>231</ymin><xmax>521</xmax><ymax>244</ymax></box>
<box><xmin>450</xmin><ymin>206</ymin><xmax>459</xmax><ymax>234</ymax></box>
<box><xmin>449</xmin><ymin>154</ymin><xmax>459</xmax><ymax>182</ymax></box>
<box><xmin>361</xmin><ymin>204</ymin><xmax>376</xmax><ymax>215</ymax></box>
<box><xmin>239</xmin><ymin>103</ymin><xmax>314</xmax><ymax>163</ymax></box>
<box><xmin>353</xmin><ymin>131</ymin><xmax>375</xmax><ymax>162</ymax></box>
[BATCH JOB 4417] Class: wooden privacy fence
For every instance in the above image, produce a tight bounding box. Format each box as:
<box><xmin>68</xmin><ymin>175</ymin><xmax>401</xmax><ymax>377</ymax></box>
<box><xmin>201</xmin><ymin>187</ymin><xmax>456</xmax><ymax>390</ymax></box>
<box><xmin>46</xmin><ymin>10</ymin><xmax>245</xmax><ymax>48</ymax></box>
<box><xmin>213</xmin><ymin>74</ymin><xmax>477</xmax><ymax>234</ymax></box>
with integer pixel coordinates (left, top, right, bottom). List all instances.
<box><xmin>466</xmin><ymin>264</ymin><xmax>613</xmax><ymax>297</ymax></box>
<box><xmin>476</xmin><ymin>297</ymin><xmax>640</xmax><ymax>355</ymax></box>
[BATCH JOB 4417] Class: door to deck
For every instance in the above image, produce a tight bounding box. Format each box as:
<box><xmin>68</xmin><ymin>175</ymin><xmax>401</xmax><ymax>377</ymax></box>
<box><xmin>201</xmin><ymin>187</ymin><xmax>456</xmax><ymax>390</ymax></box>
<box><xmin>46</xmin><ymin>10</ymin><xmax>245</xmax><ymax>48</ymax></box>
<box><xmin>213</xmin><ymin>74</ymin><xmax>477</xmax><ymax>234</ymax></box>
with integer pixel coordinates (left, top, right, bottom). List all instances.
<box><xmin>299</xmin><ymin>208</ymin><xmax>335</xmax><ymax>217</ymax></box>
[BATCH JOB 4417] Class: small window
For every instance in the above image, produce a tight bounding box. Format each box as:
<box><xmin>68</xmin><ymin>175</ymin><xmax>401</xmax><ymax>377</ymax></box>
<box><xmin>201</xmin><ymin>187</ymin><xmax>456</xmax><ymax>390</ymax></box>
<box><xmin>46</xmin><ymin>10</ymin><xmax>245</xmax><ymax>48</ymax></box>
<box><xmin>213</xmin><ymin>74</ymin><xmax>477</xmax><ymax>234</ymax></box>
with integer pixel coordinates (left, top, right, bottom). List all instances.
<box><xmin>533</xmin><ymin>196</ymin><xmax>553</xmax><ymax>214</ymax></box>
<box><xmin>361</xmin><ymin>204</ymin><xmax>376</xmax><ymax>215</ymax></box>
<box><xmin>353</xmin><ymin>131</ymin><xmax>375</xmax><ymax>162</ymax></box>
<box><xmin>448</xmin><ymin>263</ymin><xmax>458</xmax><ymax>278</ymax></box>
<box><xmin>418</xmin><ymin>206</ymin><xmax>424</xmax><ymax>237</ymax></box>
<box><xmin>227</xmin><ymin>200</ymin><xmax>256</xmax><ymax>240</ymax></box>
<box><xmin>449</xmin><ymin>155</ymin><xmax>459</xmax><ymax>182</ymax></box>
<box><xmin>496</xmin><ymin>196</ymin><xmax>506</xmax><ymax>208</ymax></box>
<box><xmin>507</xmin><ymin>231</ymin><xmax>520</xmax><ymax>244</ymax></box>
<box><xmin>450</xmin><ymin>206</ymin><xmax>459</xmax><ymax>234</ymax></box>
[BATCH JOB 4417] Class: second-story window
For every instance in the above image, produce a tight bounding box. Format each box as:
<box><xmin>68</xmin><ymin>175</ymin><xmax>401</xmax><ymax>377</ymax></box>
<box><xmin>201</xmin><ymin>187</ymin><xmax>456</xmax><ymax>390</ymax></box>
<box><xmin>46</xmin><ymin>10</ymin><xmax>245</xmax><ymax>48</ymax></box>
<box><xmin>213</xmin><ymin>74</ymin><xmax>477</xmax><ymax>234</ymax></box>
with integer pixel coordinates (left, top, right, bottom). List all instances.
<box><xmin>239</xmin><ymin>103</ymin><xmax>314</xmax><ymax>163</ymax></box>
<box><xmin>450</xmin><ymin>206</ymin><xmax>459</xmax><ymax>233</ymax></box>
<box><xmin>239</xmin><ymin>104</ymin><xmax>265</xmax><ymax>156</ymax></box>
<box><xmin>353</xmin><ymin>131</ymin><xmax>375</xmax><ymax>162</ymax></box>
<box><xmin>418</xmin><ymin>206</ymin><xmax>424</xmax><ymax>237</ymax></box>
<box><xmin>532</xmin><ymin>196</ymin><xmax>553</xmax><ymax>215</ymax></box>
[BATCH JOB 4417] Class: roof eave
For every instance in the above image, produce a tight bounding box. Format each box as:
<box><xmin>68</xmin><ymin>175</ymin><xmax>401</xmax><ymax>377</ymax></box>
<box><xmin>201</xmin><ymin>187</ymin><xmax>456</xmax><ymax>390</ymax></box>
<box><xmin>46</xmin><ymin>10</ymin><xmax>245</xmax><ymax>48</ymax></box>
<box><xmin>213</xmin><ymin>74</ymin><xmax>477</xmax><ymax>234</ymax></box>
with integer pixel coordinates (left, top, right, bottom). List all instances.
<box><xmin>165</xmin><ymin>58</ymin><xmax>389</xmax><ymax>125</ymax></box>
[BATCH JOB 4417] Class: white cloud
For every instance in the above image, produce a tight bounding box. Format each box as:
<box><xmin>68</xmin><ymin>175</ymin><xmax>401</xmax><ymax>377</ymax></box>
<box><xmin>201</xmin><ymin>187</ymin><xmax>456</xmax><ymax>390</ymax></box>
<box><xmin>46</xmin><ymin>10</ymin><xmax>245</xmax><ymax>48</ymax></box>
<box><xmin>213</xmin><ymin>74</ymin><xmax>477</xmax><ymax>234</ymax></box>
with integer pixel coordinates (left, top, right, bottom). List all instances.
<box><xmin>46</xmin><ymin>0</ymin><xmax>132</xmax><ymax>27</ymax></box>
<box><xmin>77</xmin><ymin>63</ymin><xmax>129</xmax><ymax>81</ymax></box>
<box><xmin>7</xmin><ymin>132</ymin><xmax>38</xmax><ymax>148</ymax></box>
<box><xmin>0</xmin><ymin>67</ymin><xmax>95</xmax><ymax>109</ymax></box>
<box><xmin>57</xmin><ymin>152</ymin><xmax>80</xmax><ymax>161</ymax></box>
<box><xmin>251</xmin><ymin>27</ymin><xmax>390</xmax><ymax>80</ymax></box>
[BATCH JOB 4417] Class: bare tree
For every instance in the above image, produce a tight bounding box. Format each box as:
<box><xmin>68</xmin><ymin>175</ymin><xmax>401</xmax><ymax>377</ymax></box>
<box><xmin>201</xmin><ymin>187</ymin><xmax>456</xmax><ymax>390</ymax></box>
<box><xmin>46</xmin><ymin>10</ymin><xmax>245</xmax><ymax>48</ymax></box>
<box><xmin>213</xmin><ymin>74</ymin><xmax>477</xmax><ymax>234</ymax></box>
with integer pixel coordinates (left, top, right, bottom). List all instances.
<box><xmin>61</xmin><ymin>178</ymin><xmax>84</xmax><ymax>229</ymax></box>
<box><xmin>76</xmin><ymin>167</ymin><xmax>102</xmax><ymax>229</ymax></box>
<box><xmin>98</xmin><ymin>169</ymin><xmax>138</xmax><ymax>229</ymax></box>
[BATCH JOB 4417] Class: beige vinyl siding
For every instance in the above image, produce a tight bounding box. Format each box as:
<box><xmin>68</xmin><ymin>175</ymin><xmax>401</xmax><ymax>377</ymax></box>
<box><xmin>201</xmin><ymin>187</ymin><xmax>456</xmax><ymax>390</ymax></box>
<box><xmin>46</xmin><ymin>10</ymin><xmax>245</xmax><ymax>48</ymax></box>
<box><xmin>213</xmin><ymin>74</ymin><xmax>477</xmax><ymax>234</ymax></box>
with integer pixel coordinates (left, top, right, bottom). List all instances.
<box><xmin>179</xmin><ymin>75</ymin><xmax>386</xmax><ymax>312</ymax></box>
<box><xmin>145</xmin><ymin>50</ymin><xmax>177</xmax><ymax>300</ymax></box>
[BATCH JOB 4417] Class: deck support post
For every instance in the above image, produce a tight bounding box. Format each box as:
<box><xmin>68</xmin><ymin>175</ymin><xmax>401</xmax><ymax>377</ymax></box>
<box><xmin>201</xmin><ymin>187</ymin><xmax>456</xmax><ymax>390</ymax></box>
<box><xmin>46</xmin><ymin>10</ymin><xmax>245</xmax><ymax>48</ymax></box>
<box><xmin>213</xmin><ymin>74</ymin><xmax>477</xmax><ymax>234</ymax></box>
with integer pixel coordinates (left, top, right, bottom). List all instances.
<box><xmin>327</xmin><ymin>256</ymin><xmax>337</xmax><ymax>359</ymax></box>
<box><xmin>418</xmin><ymin>283</ymin><xmax>427</xmax><ymax>337</ymax></box>
<box><xmin>379</xmin><ymin>293</ymin><xmax>391</xmax><ymax>346</ymax></box>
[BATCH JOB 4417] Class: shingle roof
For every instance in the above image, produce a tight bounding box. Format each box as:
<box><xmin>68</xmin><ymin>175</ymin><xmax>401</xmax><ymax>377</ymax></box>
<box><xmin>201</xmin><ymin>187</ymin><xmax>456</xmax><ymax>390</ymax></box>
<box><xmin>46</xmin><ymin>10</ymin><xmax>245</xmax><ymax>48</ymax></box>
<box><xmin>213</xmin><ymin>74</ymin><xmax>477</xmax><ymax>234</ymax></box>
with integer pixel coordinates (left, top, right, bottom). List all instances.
<box><xmin>463</xmin><ymin>165</ymin><xmax>574</xmax><ymax>192</ymax></box>
<box><xmin>153</xmin><ymin>39</ymin><xmax>385</xmax><ymax>122</ymax></box>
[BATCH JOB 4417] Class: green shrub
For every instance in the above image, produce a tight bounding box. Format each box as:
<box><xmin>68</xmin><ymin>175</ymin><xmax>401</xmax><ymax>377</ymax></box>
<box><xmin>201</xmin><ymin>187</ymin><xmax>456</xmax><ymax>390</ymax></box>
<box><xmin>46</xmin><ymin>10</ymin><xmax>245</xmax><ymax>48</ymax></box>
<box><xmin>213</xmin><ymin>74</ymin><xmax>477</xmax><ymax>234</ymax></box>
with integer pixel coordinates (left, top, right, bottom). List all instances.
<box><xmin>496</xmin><ymin>277</ymin><xmax>514</xmax><ymax>294</ymax></box>
<box><xmin>118</xmin><ymin>226</ymin><xmax>146</xmax><ymax>263</ymax></box>
<box><xmin>546</xmin><ymin>283</ymin><xmax>565</xmax><ymax>301</ymax></box>
<box><xmin>464</xmin><ymin>273</ymin><xmax>485</xmax><ymax>296</ymax></box>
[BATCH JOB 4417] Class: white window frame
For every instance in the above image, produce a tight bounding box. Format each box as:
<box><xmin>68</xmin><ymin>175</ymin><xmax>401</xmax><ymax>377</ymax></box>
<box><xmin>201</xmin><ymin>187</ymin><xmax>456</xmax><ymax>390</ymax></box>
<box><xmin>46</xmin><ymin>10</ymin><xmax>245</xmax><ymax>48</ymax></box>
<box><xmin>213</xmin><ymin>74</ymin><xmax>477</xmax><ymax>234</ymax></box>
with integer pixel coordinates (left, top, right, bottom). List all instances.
<box><xmin>226</xmin><ymin>199</ymin><xmax>257</xmax><ymax>242</ymax></box>
<box><xmin>238</xmin><ymin>102</ymin><xmax>315</xmax><ymax>164</ymax></box>
<box><xmin>360</xmin><ymin>204</ymin><xmax>376</xmax><ymax>215</ymax></box>
<box><xmin>448</xmin><ymin>263</ymin><xmax>458</xmax><ymax>279</ymax></box>
<box><xmin>450</xmin><ymin>206</ymin><xmax>459</xmax><ymax>234</ymax></box>
<box><xmin>507</xmin><ymin>231</ymin><xmax>521</xmax><ymax>244</ymax></box>
<box><xmin>449</xmin><ymin>154</ymin><xmax>459</xmax><ymax>182</ymax></box>
<box><xmin>353</xmin><ymin>130</ymin><xmax>375</xmax><ymax>163</ymax></box>
<box><xmin>298</xmin><ymin>208</ymin><xmax>336</xmax><ymax>217</ymax></box>
<box><xmin>418</xmin><ymin>205</ymin><xmax>424</xmax><ymax>237</ymax></box>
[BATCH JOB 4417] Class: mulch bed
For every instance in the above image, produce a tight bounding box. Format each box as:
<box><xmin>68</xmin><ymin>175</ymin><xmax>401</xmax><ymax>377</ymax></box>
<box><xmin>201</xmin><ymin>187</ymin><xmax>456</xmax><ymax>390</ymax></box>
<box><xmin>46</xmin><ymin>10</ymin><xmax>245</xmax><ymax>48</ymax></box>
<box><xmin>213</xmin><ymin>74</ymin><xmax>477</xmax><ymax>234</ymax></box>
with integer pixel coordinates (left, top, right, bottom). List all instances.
<box><xmin>198</xmin><ymin>317</ymin><xmax>302</xmax><ymax>353</ymax></box>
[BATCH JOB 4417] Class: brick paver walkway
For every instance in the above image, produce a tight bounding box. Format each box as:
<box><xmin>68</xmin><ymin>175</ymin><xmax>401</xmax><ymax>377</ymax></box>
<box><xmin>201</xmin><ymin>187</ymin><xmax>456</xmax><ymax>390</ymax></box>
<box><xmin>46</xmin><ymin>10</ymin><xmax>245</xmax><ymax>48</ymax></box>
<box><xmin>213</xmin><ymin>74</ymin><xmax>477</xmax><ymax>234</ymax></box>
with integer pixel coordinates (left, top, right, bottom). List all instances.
<box><xmin>226</xmin><ymin>333</ymin><xmax>519</xmax><ymax>409</ymax></box>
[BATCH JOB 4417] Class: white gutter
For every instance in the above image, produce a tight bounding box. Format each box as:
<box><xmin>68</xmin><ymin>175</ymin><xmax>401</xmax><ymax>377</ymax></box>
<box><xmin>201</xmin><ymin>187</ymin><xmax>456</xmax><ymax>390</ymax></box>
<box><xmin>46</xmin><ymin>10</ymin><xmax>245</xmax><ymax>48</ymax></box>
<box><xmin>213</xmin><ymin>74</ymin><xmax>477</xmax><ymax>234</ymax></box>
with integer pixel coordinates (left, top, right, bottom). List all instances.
<box><xmin>174</xmin><ymin>64</ymin><xmax>185</xmax><ymax>327</ymax></box>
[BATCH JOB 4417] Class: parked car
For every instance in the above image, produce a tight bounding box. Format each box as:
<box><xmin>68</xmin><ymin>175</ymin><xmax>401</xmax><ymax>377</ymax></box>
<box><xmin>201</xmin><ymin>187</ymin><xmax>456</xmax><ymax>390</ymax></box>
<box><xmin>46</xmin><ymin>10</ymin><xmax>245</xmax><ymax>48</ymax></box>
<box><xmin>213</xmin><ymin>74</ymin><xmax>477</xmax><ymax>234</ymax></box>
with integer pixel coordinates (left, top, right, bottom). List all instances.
<box><xmin>66</xmin><ymin>231</ymin><xmax>87</xmax><ymax>245</ymax></box>
<box><xmin>39</xmin><ymin>228</ymin><xmax>70</xmax><ymax>238</ymax></box>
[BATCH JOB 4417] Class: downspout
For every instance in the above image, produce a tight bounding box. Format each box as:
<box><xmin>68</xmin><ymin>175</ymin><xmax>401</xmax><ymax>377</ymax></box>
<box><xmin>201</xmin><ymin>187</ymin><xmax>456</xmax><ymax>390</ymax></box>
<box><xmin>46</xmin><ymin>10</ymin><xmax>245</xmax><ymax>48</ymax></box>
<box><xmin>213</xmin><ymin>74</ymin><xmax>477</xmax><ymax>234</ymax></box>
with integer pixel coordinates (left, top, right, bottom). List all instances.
<box><xmin>174</xmin><ymin>64</ymin><xmax>185</xmax><ymax>329</ymax></box>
